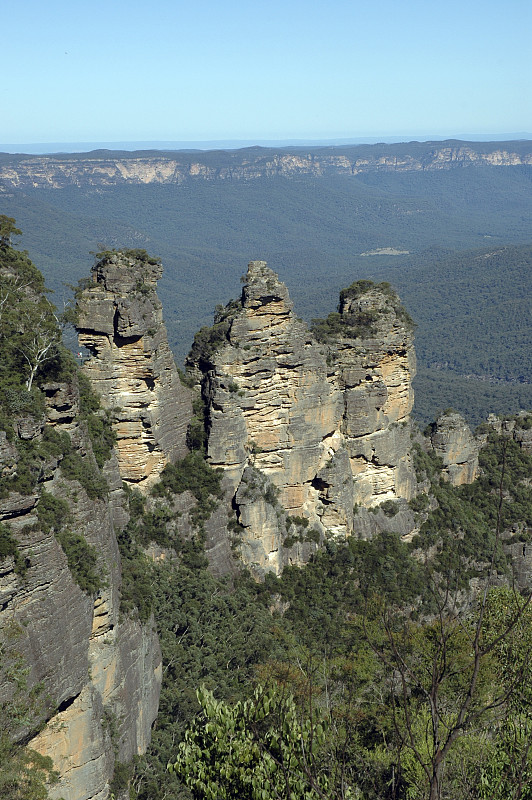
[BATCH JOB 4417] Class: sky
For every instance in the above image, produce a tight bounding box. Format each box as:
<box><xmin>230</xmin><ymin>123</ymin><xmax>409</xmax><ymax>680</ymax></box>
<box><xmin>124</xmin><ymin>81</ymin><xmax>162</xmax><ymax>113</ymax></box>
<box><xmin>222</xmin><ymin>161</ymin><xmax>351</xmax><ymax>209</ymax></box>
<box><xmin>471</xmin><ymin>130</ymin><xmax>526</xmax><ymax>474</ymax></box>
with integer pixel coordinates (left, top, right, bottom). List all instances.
<box><xmin>2</xmin><ymin>0</ymin><xmax>531</xmax><ymax>149</ymax></box>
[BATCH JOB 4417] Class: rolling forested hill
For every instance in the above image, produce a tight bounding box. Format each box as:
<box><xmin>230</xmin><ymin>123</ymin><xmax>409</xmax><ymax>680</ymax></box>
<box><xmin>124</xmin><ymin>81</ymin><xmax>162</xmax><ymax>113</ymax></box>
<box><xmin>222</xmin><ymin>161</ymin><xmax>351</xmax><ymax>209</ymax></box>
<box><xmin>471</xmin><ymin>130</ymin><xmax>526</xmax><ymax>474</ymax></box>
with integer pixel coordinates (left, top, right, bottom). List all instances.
<box><xmin>1</xmin><ymin>141</ymin><xmax>531</xmax><ymax>426</ymax></box>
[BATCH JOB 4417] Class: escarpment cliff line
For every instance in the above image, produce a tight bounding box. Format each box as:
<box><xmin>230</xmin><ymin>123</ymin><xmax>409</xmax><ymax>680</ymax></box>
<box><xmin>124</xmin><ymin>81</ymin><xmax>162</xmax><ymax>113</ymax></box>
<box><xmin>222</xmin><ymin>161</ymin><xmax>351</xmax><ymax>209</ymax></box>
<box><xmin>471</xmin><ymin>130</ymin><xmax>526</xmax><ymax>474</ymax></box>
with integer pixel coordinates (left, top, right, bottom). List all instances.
<box><xmin>188</xmin><ymin>261</ymin><xmax>418</xmax><ymax>574</ymax></box>
<box><xmin>1</xmin><ymin>141</ymin><xmax>531</xmax><ymax>188</ymax></box>
<box><xmin>76</xmin><ymin>250</ymin><xmax>192</xmax><ymax>491</ymax></box>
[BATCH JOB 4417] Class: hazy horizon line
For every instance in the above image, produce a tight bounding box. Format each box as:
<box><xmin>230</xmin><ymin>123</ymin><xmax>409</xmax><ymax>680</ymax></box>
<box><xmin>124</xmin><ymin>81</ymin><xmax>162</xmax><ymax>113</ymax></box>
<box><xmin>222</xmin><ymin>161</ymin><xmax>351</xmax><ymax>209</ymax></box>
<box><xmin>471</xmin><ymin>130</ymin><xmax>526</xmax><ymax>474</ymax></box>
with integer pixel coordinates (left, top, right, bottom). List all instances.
<box><xmin>1</xmin><ymin>133</ymin><xmax>531</xmax><ymax>155</ymax></box>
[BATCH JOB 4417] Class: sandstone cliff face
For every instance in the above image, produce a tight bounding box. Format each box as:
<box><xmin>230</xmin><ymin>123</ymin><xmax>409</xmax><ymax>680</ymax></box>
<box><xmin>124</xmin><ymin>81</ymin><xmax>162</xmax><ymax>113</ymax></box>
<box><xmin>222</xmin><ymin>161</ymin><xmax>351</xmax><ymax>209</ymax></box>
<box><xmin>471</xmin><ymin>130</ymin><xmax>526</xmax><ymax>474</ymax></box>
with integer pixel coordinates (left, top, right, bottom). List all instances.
<box><xmin>188</xmin><ymin>262</ymin><xmax>417</xmax><ymax>574</ymax></box>
<box><xmin>429</xmin><ymin>411</ymin><xmax>480</xmax><ymax>486</ymax></box>
<box><xmin>0</xmin><ymin>376</ymin><xmax>161</xmax><ymax>800</ymax></box>
<box><xmin>1</xmin><ymin>143</ymin><xmax>531</xmax><ymax>189</ymax></box>
<box><xmin>76</xmin><ymin>251</ymin><xmax>192</xmax><ymax>491</ymax></box>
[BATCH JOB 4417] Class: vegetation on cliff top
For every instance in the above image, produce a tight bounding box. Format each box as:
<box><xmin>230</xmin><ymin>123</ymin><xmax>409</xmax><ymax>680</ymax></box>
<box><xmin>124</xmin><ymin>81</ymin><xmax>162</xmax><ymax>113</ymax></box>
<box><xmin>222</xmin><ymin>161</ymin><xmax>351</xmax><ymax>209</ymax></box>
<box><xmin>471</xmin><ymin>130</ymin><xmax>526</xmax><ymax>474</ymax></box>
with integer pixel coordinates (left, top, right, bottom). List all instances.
<box><xmin>310</xmin><ymin>279</ymin><xmax>415</xmax><ymax>344</ymax></box>
<box><xmin>186</xmin><ymin>298</ymin><xmax>242</xmax><ymax>367</ymax></box>
<box><xmin>93</xmin><ymin>247</ymin><xmax>161</xmax><ymax>266</ymax></box>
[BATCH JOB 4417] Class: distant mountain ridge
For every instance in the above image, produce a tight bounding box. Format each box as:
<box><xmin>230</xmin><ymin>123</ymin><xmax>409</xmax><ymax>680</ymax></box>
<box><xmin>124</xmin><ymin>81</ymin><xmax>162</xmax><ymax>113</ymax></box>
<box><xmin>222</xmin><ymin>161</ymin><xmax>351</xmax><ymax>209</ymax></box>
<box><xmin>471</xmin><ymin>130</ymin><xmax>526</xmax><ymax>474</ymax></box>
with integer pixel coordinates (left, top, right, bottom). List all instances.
<box><xmin>1</xmin><ymin>140</ymin><xmax>532</xmax><ymax>188</ymax></box>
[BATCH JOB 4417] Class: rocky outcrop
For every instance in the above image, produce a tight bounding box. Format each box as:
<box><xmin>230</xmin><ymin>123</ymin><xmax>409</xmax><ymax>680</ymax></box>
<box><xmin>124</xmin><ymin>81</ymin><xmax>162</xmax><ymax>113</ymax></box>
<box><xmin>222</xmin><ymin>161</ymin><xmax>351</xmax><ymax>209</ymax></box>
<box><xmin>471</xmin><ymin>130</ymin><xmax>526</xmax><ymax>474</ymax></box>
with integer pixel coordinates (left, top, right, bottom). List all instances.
<box><xmin>429</xmin><ymin>411</ymin><xmax>480</xmax><ymax>485</ymax></box>
<box><xmin>76</xmin><ymin>250</ymin><xmax>192</xmax><ymax>491</ymax></box>
<box><xmin>1</xmin><ymin>142</ymin><xmax>531</xmax><ymax>189</ymax></box>
<box><xmin>188</xmin><ymin>262</ymin><xmax>417</xmax><ymax>574</ymax></box>
<box><xmin>0</xmin><ymin>375</ymin><xmax>161</xmax><ymax>800</ymax></box>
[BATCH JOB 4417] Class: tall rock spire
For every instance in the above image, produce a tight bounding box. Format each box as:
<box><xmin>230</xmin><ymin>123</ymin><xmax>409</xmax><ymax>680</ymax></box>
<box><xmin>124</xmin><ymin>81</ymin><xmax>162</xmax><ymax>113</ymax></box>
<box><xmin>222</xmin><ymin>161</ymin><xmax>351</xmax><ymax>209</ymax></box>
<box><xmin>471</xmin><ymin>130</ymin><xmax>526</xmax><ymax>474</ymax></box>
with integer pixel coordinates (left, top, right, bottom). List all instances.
<box><xmin>75</xmin><ymin>249</ymin><xmax>192</xmax><ymax>490</ymax></box>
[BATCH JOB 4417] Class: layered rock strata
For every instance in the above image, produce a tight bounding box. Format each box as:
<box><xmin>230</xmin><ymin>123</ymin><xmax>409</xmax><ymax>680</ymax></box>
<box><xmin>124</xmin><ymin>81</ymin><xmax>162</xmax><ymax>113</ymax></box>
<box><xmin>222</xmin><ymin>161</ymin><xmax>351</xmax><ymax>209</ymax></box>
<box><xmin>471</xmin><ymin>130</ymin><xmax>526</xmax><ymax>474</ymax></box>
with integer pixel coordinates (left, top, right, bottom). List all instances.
<box><xmin>188</xmin><ymin>261</ymin><xmax>417</xmax><ymax>573</ymax></box>
<box><xmin>0</xmin><ymin>375</ymin><xmax>162</xmax><ymax>800</ymax></box>
<box><xmin>76</xmin><ymin>251</ymin><xmax>191</xmax><ymax>491</ymax></box>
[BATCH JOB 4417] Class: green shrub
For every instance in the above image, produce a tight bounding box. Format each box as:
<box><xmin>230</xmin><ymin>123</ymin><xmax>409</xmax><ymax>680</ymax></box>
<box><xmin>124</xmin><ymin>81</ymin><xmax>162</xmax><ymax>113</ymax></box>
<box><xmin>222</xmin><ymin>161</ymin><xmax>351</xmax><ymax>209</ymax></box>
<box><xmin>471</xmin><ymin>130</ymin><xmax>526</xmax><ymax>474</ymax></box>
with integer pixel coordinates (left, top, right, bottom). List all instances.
<box><xmin>311</xmin><ymin>280</ymin><xmax>414</xmax><ymax>343</ymax></box>
<box><xmin>412</xmin><ymin>443</ymin><xmax>443</xmax><ymax>482</ymax></box>
<box><xmin>0</xmin><ymin>386</ymin><xmax>45</xmax><ymax>419</ymax></box>
<box><xmin>94</xmin><ymin>247</ymin><xmax>161</xmax><ymax>266</ymax></box>
<box><xmin>409</xmin><ymin>493</ymin><xmax>430</xmax><ymax>512</ymax></box>
<box><xmin>55</xmin><ymin>529</ymin><xmax>102</xmax><ymax>594</ymax></box>
<box><xmin>152</xmin><ymin>452</ymin><xmax>223</xmax><ymax>527</ymax></box>
<box><xmin>380</xmin><ymin>499</ymin><xmax>399</xmax><ymax>518</ymax></box>
<box><xmin>187</xmin><ymin>322</ymin><xmax>231</xmax><ymax>364</ymax></box>
<box><xmin>78</xmin><ymin>373</ymin><xmax>116</xmax><ymax>467</ymax></box>
<box><xmin>0</xmin><ymin>430</ymin><xmax>69</xmax><ymax>497</ymax></box>
<box><xmin>263</xmin><ymin>482</ymin><xmax>279</xmax><ymax>506</ymax></box>
<box><xmin>110</xmin><ymin>761</ymin><xmax>132</xmax><ymax>796</ymax></box>
<box><xmin>515</xmin><ymin>413</ymin><xmax>532</xmax><ymax>430</ymax></box>
<box><xmin>132</xmin><ymin>505</ymin><xmax>174</xmax><ymax>549</ymax></box>
<box><xmin>187</xmin><ymin>298</ymin><xmax>241</xmax><ymax>365</ymax></box>
<box><xmin>115</xmin><ymin>523</ymin><xmax>154</xmax><ymax>622</ymax></box>
<box><xmin>287</xmin><ymin>515</ymin><xmax>309</xmax><ymax>529</ymax></box>
<box><xmin>60</xmin><ymin>449</ymin><xmax>108</xmax><ymax>499</ymax></box>
<box><xmin>186</xmin><ymin>394</ymin><xmax>207</xmax><ymax>452</ymax></box>
<box><xmin>305</xmin><ymin>527</ymin><xmax>321</xmax><ymax>544</ymax></box>
<box><xmin>36</xmin><ymin>491</ymin><xmax>70</xmax><ymax>533</ymax></box>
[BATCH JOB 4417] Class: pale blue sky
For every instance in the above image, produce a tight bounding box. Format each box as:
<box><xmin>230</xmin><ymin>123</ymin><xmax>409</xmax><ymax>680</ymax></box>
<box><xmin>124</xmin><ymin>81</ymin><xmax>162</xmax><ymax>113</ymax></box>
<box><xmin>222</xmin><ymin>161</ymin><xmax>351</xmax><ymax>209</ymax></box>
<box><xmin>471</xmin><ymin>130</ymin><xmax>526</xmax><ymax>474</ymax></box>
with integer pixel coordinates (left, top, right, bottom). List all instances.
<box><xmin>2</xmin><ymin>0</ymin><xmax>531</xmax><ymax>147</ymax></box>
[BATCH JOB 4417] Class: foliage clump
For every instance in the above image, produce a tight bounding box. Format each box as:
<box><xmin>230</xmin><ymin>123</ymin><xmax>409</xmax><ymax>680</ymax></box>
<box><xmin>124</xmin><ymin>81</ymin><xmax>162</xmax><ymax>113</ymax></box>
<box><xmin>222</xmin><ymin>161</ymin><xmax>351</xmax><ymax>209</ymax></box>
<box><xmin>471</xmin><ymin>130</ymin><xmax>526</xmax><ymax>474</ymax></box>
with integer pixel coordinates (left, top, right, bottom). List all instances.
<box><xmin>0</xmin><ymin>221</ymin><xmax>61</xmax><ymax>396</ymax></box>
<box><xmin>152</xmin><ymin>451</ymin><xmax>224</xmax><ymax>528</ymax></box>
<box><xmin>130</xmin><ymin>417</ymin><xmax>532</xmax><ymax>800</ymax></box>
<box><xmin>0</xmin><ymin>427</ymin><xmax>74</xmax><ymax>498</ymax></box>
<box><xmin>78</xmin><ymin>372</ymin><xmax>115</xmax><ymax>468</ymax></box>
<box><xmin>411</xmin><ymin>421</ymin><xmax>532</xmax><ymax>582</ymax></box>
<box><xmin>0</xmin><ymin>223</ymin><xmax>108</xmax><ymax>501</ymax></box>
<box><xmin>117</xmin><ymin>450</ymin><xmax>224</xmax><ymax>621</ymax></box>
<box><xmin>0</xmin><ymin>523</ymin><xmax>28</xmax><ymax>578</ymax></box>
<box><xmin>36</xmin><ymin>490</ymin><xmax>102</xmax><ymax>594</ymax></box>
<box><xmin>115</xmin><ymin>523</ymin><xmax>155</xmax><ymax>623</ymax></box>
<box><xmin>170</xmin><ymin>684</ymin><xmax>343</xmax><ymax>800</ymax></box>
<box><xmin>55</xmin><ymin>529</ymin><xmax>102</xmax><ymax>594</ymax></box>
<box><xmin>187</xmin><ymin>298</ymin><xmax>241</xmax><ymax>365</ymax></box>
<box><xmin>186</xmin><ymin>393</ymin><xmax>207</xmax><ymax>452</ymax></box>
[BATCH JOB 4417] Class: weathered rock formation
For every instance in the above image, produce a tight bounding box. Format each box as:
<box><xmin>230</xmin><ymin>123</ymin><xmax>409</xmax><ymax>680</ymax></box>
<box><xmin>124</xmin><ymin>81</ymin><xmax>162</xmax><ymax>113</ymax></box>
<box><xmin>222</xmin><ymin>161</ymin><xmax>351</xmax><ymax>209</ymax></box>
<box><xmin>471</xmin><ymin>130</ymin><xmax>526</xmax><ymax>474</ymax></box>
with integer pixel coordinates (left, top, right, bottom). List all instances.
<box><xmin>188</xmin><ymin>262</ymin><xmax>417</xmax><ymax>574</ymax></box>
<box><xmin>486</xmin><ymin>412</ymin><xmax>532</xmax><ymax>455</ymax></box>
<box><xmin>429</xmin><ymin>411</ymin><xmax>480</xmax><ymax>485</ymax></box>
<box><xmin>76</xmin><ymin>250</ymin><xmax>192</xmax><ymax>491</ymax></box>
<box><xmin>0</xmin><ymin>376</ymin><xmax>161</xmax><ymax>800</ymax></box>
